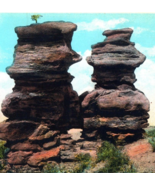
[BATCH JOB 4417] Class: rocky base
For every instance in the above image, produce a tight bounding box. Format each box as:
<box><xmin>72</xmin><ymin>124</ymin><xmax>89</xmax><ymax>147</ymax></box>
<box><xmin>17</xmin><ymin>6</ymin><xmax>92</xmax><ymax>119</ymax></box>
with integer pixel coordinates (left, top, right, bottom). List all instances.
<box><xmin>1</xmin><ymin>134</ymin><xmax>153</xmax><ymax>173</ymax></box>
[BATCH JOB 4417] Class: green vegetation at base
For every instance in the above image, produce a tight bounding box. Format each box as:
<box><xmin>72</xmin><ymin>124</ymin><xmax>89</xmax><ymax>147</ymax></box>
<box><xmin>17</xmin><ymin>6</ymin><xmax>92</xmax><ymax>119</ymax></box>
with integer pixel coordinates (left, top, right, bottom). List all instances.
<box><xmin>145</xmin><ymin>129</ymin><xmax>155</xmax><ymax>138</ymax></box>
<box><xmin>43</xmin><ymin>141</ymin><xmax>136</xmax><ymax>173</ymax></box>
<box><xmin>0</xmin><ymin>140</ymin><xmax>7</xmax><ymax>159</ymax></box>
<box><xmin>43</xmin><ymin>163</ymin><xmax>63</xmax><ymax>173</ymax></box>
<box><xmin>148</xmin><ymin>137</ymin><xmax>155</xmax><ymax>152</ymax></box>
<box><xmin>145</xmin><ymin>129</ymin><xmax>155</xmax><ymax>152</ymax></box>
<box><xmin>43</xmin><ymin>153</ymin><xmax>92</xmax><ymax>173</ymax></box>
<box><xmin>0</xmin><ymin>140</ymin><xmax>8</xmax><ymax>172</ymax></box>
<box><xmin>96</xmin><ymin>141</ymin><xmax>136</xmax><ymax>173</ymax></box>
<box><xmin>72</xmin><ymin>153</ymin><xmax>91</xmax><ymax>173</ymax></box>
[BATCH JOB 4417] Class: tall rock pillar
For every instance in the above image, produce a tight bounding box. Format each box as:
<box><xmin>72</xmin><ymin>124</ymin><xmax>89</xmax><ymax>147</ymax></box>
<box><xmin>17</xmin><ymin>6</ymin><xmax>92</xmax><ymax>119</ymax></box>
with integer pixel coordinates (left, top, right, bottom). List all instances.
<box><xmin>0</xmin><ymin>21</ymin><xmax>82</xmax><ymax>167</ymax></box>
<box><xmin>81</xmin><ymin>28</ymin><xmax>150</xmax><ymax>142</ymax></box>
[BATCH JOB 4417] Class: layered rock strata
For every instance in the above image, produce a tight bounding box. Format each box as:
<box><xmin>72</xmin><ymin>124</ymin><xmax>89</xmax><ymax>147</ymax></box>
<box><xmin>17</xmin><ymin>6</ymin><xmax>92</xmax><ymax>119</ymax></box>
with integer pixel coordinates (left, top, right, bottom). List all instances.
<box><xmin>0</xmin><ymin>22</ymin><xmax>82</xmax><ymax>167</ymax></box>
<box><xmin>81</xmin><ymin>28</ymin><xmax>150</xmax><ymax>143</ymax></box>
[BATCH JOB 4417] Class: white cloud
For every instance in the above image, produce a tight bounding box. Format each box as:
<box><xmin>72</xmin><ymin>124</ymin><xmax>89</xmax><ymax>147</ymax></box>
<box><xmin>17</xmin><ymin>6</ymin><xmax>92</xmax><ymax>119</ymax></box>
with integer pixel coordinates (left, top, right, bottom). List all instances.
<box><xmin>68</xmin><ymin>50</ymin><xmax>95</xmax><ymax>95</ymax></box>
<box><xmin>0</xmin><ymin>72</ymin><xmax>15</xmax><ymax>122</ymax></box>
<box><xmin>131</xmin><ymin>27</ymin><xmax>149</xmax><ymax>34</ymax></box>
<box><xmin>76</xmin><ymin>18</ymin><xmax>129</xmax><ymax>31</ymax></box>
<box><xmin>135</xmin><ymin>43</ymin><xmax>155</xmax><ymax>57</ymax></box>
<box><xmin>0</xmin><ymin>48</ymin><xmax>11</xmax><ymax>63</ymax></box>
<box><xmin>135</xmin><ymin>58</ymin><xmax>155</xmax><ymax>126</ymax></box>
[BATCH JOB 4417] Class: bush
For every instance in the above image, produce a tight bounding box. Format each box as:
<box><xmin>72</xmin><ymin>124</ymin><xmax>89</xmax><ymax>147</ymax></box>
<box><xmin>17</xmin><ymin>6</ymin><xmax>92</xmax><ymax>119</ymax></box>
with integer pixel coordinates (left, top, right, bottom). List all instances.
<box><xmin>0</xmin><ymin>140</ymin><xmax>7</xmax><ymax>159</ymax></box>
<box><xmin>73</xmin><ymin>153</ymin><xmax>91</xmax><ymax>173</ymax></box>
<box><xmin>96</xmin><ymin>141</ymin><xmax>136</xmax><ymax>173</ymax></box>
<box><xmin>148</xmin><ymin>137</ymin><xmax>155</xmax><ymax>152</ymax></box>
<box><xmin>145</xmin><ymin>129</ymin><xmax>155</xmax><ymax>138</ymax></box>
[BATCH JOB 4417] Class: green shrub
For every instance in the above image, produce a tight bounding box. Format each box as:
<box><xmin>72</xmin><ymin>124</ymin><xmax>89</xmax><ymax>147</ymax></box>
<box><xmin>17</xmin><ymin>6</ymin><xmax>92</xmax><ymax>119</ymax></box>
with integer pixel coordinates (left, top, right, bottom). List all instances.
<box><xmin>148</xmin><ymin>137</ymin><xmax>155</xmax><ymax>152</ymax></box>
<box><xmin>96</xmin><ymin>141</ymin><xmax>136</xmax><ymax>173</ymax></box>
<box><xmin>43</xmin><ymin>163</ymin><xmax>62</xmax><ymax>173</ymax></box>
<box><xmin>73</xmin><ymin>153</ymin><xmax>91</xmax><ymax>173</ymax></box>
<box><xmin>0</xmin><ymin>140</ymin><xmax>7</xmax><ymax>159</ymax></box>
<box><xmin>145</xmin><ymin>129</ymin><xmax>155</xmax><ymax>138</ymax></box>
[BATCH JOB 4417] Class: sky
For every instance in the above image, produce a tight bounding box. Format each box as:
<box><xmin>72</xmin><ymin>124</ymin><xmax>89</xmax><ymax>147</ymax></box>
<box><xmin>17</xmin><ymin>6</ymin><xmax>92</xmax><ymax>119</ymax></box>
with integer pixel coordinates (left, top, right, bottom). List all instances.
<box><xmin>0</xmin><ymin>13</ymin><xmax>155</xmax><ymax>126</ymax></box>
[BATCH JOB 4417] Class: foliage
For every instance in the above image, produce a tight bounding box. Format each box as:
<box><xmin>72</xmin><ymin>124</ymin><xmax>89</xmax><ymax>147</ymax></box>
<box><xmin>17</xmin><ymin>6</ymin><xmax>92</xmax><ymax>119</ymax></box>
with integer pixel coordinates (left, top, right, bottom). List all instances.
<box><xmin>145</xmin><ymin>129</ymin><xmax>155</xmax><ymax>138</ymax></box>
<box><xmin>96</xmin><ymin>141</ymin><xmax>136</xmax><ymax>173</ymax></box>
<box><xmin>31</xmin><ymin>14</ymin><xmax>43</xmax><ymax>23</ymax></box>
<box><xmin>42</xmin><ymin>153</ymin><xmax>92</xmax><ymax>173</ymax></box>
<box><xmin>43</xmin><ymin>163</ymin><xmax>62</xmax><ymax>173</ymax></box>
<box><xmin>0</xmin><ymin>140</ymin><xmax>7</xmax><ymax>159</ymax></box>
<box><xmin>145</xmin><ymin>129</ymin><xmax>155</xmax><ymax>152</ymax></box>
<box><xmin>148</xmin><ymin>137</ymin><xmax>155</xmax><ymax>152</ymax></box>
<box><xmin>73</xmin><ymin>153</ymin><xmax>91</xmax><ymax>173</ymax></box>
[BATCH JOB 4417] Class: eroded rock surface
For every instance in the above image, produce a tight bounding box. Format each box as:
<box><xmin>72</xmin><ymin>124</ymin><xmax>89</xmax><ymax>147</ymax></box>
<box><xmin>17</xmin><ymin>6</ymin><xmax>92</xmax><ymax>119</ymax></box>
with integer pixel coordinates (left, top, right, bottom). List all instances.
<box><xmin>0</xmin><ymin>21</ymin><xmax>82</xmax><ymax>166</ymax></box>
<box><xmin>81</xmin><ymin>28</ymin><xmax>150</xmax><ymax>143</ymax></box>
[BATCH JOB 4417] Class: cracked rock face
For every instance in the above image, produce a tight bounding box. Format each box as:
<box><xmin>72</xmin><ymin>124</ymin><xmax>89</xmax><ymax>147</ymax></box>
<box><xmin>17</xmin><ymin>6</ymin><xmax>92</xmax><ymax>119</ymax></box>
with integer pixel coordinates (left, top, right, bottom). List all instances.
<box><xmin>0</xmin><ymin>21</ymin><xmax>82</xmax><ymax>166</ymax></box>
<box><xmin>2</xmin><ymin>21</ymin><xmax>82</xmax><ymax>129</ymax></box>
<box><xmin>81</xmin><ymin>28</ymin><xmax>150</xmax><ymax>136</ymax></box>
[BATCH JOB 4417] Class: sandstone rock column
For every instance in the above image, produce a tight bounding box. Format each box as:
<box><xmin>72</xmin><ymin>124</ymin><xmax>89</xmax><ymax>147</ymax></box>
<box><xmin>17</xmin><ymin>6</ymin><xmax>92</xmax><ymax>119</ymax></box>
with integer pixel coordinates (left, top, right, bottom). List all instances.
<box><xmin>0</xmin><ymin>21</ymin><xmax>82</xmax><ymax>167</ymax></box>
<box><xmin>81</xmin><ymin>28</ymin><xmax>150</xmax><ymax>142</ymax></box>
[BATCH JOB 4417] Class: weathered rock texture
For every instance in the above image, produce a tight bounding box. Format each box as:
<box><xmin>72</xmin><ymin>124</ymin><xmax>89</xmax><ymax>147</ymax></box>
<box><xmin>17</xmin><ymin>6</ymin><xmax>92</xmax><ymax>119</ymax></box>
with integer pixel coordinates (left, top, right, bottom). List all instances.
<box><xmin>0</xmin><ymin>21</ymin><xmax>83</xmax><ymax>167</ymax></box>
<box><xmin>81</xmin><ymin>28</ymin><xmax>150</xmax><ymax>143</ymax></box>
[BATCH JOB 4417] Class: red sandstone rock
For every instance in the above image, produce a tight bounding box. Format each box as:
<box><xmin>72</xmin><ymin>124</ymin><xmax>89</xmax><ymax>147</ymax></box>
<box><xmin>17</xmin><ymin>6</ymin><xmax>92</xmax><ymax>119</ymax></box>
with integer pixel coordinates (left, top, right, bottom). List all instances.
<box><xmin>11</xmin><ymin>141</ymin><xmax>42</xmax><ymax>151</ymax></box>
<box><xmin>7</xmin><ymin>151</ymin><xmax>33</xmax><ymax>165</ymax></box>
<box><xmin>82</xmin><ymin>89</ymin><xmax>149</xmax><ymax>114</ymax></box>
<box><xmin>83</xmin><ymin>115</ymin><xmax>149</xmax><ymax>130</ymax></box>
<box><xmin>0</xmin><ymin>120</ymin><xmax>38</xmax><ymax>141</ymax></box>
<box><xmin>43</xmin><ymin>137</ymin><xmax>60</xmax><ymax>149</ymax></box>
<box><xmin>60</xmin><ymin>134</ymin><xmax>72</xmax><ymax>140</ymax></box>
<box><xmin>27</xmin><ymin>146</ymin><xmax>64</xmax><ymax>166</ymax></box>
<box><xmin>123</xmin><ymin>139</ymin><xmax>152</xmax><ymax>158</ymax></box>
<box><xmin>28</xmin><ymin>130</ymin><xmax>60</xmax><ymax>141</ymax></box>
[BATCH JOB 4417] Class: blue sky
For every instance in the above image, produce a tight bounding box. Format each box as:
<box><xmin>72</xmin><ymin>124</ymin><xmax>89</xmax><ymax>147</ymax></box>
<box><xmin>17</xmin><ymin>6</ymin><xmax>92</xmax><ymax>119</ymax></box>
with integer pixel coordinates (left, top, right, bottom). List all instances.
<box><xmin>0</xmin><ymin>13</ymin><xmax>155</xmax><ymax>125</ymax></box>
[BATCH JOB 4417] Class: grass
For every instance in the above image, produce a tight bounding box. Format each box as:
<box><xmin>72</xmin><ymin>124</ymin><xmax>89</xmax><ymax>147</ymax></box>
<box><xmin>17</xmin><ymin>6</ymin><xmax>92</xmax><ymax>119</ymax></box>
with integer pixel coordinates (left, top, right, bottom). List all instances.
<box><xmin>145</xmin><ymin>129</ymin><xmax>155</xmax><ymax>152</ymax></box>
<box><xmin>43</xmin><ymin>141</ymin><xmax>136</xmax><ymax>173</ymax></box>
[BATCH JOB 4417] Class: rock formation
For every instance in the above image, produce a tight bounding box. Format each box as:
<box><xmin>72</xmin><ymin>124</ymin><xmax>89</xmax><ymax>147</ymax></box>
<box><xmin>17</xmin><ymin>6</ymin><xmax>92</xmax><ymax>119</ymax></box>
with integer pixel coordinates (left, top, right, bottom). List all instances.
<box><xmin>81</xmin><ymin>28</ymin><xmax>150</xmax><ymax>143</ymax></box>
<box><xmin>0</xmin><ymin>21</ymin><xmax>82</xmax><ymax>167</ymax></box>
<box><xmin>0</xmin><ymin>25</ymin><xmax>151</xmax><ymax>170</ymax></box>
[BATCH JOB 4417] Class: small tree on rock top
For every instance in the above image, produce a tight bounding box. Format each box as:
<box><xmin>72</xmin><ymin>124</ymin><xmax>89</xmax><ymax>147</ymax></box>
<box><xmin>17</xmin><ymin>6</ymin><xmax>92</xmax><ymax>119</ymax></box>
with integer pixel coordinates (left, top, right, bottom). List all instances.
<box><xmin>31</xmin><ymin>14</ymin><xmax>43</xmax><ymax>23</ymax></box>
